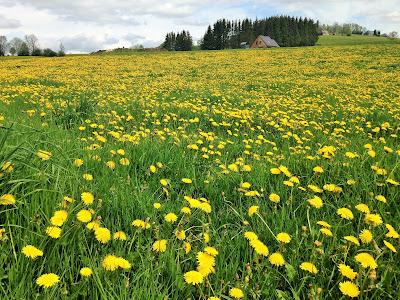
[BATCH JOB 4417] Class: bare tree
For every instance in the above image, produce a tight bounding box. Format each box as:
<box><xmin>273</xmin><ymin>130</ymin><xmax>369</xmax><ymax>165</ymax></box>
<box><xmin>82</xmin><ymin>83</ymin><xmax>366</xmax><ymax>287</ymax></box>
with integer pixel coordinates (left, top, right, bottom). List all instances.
<box><xmin>388</xmin><ymin>31</ymin><xmax>398</xmax><ymax>39</ymax></box>
<box><xmin>24</xmin><ymin>34</ymin><xmax>40</xmax><ymax>54</ymax></box>
<box><xmin>9</xmin><ymin>37</ymin><xmax>23</xmax><ymax>54</ymax></box>
<box><xmin>0</xmin><ymin>36</ymin><xmax>8</xmax><ymax>56</ymax></box>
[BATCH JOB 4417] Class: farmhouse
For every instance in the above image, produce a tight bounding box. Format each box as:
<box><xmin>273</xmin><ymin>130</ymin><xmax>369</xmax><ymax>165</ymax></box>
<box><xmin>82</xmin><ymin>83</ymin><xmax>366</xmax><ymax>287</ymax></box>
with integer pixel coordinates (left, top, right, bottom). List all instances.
<box><xmin>250</xmin><ymin>35</ymin><xmax>280</xmax><ymax>48</ymax></box>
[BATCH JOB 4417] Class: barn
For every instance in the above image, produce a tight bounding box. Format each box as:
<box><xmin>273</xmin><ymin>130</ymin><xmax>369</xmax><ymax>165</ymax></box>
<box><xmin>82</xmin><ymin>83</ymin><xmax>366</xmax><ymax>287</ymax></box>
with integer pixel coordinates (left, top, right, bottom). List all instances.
<box><xmin>250</xmin><ymin>35</ymin><xmax>280</xmax><ymax>48</ymax></box>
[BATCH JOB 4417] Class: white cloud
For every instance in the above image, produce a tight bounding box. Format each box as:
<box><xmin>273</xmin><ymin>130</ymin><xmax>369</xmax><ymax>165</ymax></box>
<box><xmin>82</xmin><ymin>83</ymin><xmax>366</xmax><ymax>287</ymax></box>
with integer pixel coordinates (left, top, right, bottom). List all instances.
<box><xmin>0</xmin><ymin>15</ymin><xmax>21</xmax><ymax>28</ymax></box>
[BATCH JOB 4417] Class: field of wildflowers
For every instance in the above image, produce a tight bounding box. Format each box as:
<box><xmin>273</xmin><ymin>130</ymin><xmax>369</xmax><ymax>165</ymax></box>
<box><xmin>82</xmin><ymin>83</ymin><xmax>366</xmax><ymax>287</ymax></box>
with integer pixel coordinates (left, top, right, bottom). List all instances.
<box><xmin>0</xmin><ymin>43</ymin><xmax>399</xmax><ymax>299</ymax></box>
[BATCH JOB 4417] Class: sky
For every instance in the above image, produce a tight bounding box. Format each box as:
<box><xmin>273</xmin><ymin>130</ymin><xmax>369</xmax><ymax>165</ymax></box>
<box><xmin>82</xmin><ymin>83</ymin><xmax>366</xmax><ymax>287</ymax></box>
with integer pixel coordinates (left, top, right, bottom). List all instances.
<box><xmin>0</xmin><ymin>0</ymin><xmax>399</xmax><ymax>53</ymax></box>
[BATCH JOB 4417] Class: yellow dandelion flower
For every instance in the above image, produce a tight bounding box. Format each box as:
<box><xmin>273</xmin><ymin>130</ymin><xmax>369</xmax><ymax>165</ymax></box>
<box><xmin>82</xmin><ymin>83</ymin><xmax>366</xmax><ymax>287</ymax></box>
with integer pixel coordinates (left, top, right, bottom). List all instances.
<box><xmin>278</xmin><ymin>165</ymin><xmax>291</xmax><ymax>177</ymax></box>
<box><xmin>383</xmin><ymin>240</ymin><xmax>397</xmax><ymax>253</ymax></box>
<box><xmin>308</xmin><ymin>196</ymin><xmax>323</xmax><ymax>208</ymax></box>
<box><xmin>149</xmin><ymin>165</ymin><xmax>157</xmax><ymax>173</ymax></box>
<box><xmin>160</xmin><ymin>179</ymin><xmax>168</xmax><ymax>186</ymax></box>
<box><xmin>228</xmin><ymin>163</ymin><xmax>239</xmax><ymax>172</ymax></box>
<box><xmin>182</xmin><ymin>178</ymin><xmax>192</xmax><ymax>184</ymax></box>
<box><xmin>244</xmin><ymin>231</ymin><xmax>258</xmax><ymax>240</ymax></box>
<box><xmin>203</xmin><ymin>233</ymin><xmax>210</xmax><ymax>243</ymax></box>
<box><xmin>116</xmin><ymin>257</ymin><xmax>131</xmax><ymax>269</ymax></box>
<box><xmin>313</xmin><ymin>166</ymin><xmax>323</xmax><ymax>173</ymax></box>
<box><xmin>208</xmin><ymin>297</ymin><xmax>220</xmax><ymax>300</ymax></box>
<box><xmin>37</xmin><ymin>150</ymin><xmax>52</xmax><ymax>161</ymax></box>
<box><xmin>283</xmin><ymin>180</ymin><xmax>294</xmax><ymax>187</ymax></box>
<box><xmin>344</xmin><ymin>236</ymin><xmax>360</xmax><ymax>246</ymax></box>
<box><xmin>119</xmin><ymin>158</ymin><xmax>129</xmax><ymax>165</ymax></box>
<box><xmin>197</xmin><ymin>252</ymin><xmax>215</xmax><ymax>267</ymax></box>
<box><xmin>77</xmin><ymin>209</ymin><xmax>92</xmax><ymax>223</ymax></box>
<box><xmin>245</xmin><ymin>190</ymin><xmax>260</xmax><ymax>197</ymax></box>
<box><xmin>386</xmin><ymin>178</ymin><xmax>399</xmax><ymax>185</ymax></box>
<box><xmin>385</xmin><ymin>224</ymin><xmax>400</xmax><ymax>238</ymax></box>
<box><xmin>308</xmin><ymin>184</ymin><xmax>323</xmax><ymax>193</ymax></box>
<box><xmin>80</xmin><ymin>267</ymin><xmax>92</xmax><ymax>277</ymax></box>
<box><xmin>241</xmin><ymin>182</ymin><xmax>251</xmax><ymax>189</ymax></box>
<box><xmin>184</xmin><ymin>271</ymin><xmax>204</xmax><ymax>285</ymax></box>
<box><xmin>22</xmin><ymin>245</ymin><xmax>43</xmax><ymax>259</ymax></box>
<box><xmin>74</xmin><ymin>159</ymin><xmax>83</xmax><ymax>167</ymax></box>
<box><xmin>375</xmin><ymin>195</ymin><xmax>386</xmax><ymax>203</ymax></box>
<box><xmin>197</xmin><ymin>264</ymin><xmax>215</xmax><ymax>276</ymax></box>
<box><xmin>0</xmin><ymin>194</ymin><xmax>15</xmax><ymax>205</ymax></box>
<box><xmin>355</xmin><ymin>204</ymin><xmax>370</xmax><ymax>214</ymax></box>
<box><xmin>300</xmin><ymin>262</ymin><xmax>318</xmax><ymax>274</ymax></box>
<box><xmin>317</xmin><ymin>221</ymin><xmax>331</xmax><ymax>228</ymax></box>
<box><xmin>95</xmin><ymin>227</ymin><xmax>111</xmax><ymax>243</ymax></box>
<box><xmin>36</xmin><ymin>273</ymin><xmax>59</xmax><ymax>288</ymax></box>
<box><xmin>365</xmin><ymin>214</ymin><xmax>383</xmax><ymax>227</ymax></box>
<box><xmin>347</xmin><ymin>180</ymin><xmax>355</xmax><ymax>185</ymax></box>
<box><xmin>338</xmin><ymin>264</ymin><xmax>358</xmax><ymax>280</ymax></box>
<box><xmin>199</xmin><ymin>202</ymin><xmax>212</xmax><ymax>213</ymax></box>
<box><xmin>248</xmin><ymin>205</ymin><xmax>259</xmax><ymax>217</ymax></box>
<box><xmin>355</xmin><ymin>253</ymin><xmax>377</xmax><ymax>269</ymax></box>
<box><xmin>102</xmin><ymin>254</ymin><xmax>119</xmax><ymax>271</ymax></box>
<box><xmin>153</xmin><ymin>203</ymin><xmax>161</xmax><ymax>209</ymax></box>
<box><xmin>204</xmin><ymin>247</ymin><xmax>219</xmax><ymax>257</ymax></box>
<box><xmin>87</xmin><ymin>221</ymin><xmax>100</xmax><ymax>231</ymax></box>
<box><xmin>320</xmin><ymin>228</ymin><xmax>333</xmax><ymax>236</ymax></box>
<box><xmin>323</xmin><ymin>184</ymin><xmax>336</xmax><ymax>192</ymax></box>
<box><xmin>250</xmin><ymin>239</ymin><xmax>269</xmax><ymax>256</ymax></box>
<box><xmin>153</xmin><ymin>240</ymin><xmax>167</xmax><ymax>252</ymax></box>
<box><xmin>83</xmin><ymin>174</ymin><xmax>93</xmax><ymax>181</ymax></box>
<box><xmin>277</xmin><ymin>232</ymin><xmax>291</xmax><ymax>243</ymax></box>
<box><xmin>165</xmin><ymin>213</ymin><xmax>178</xmax><ymax>223</ymax></box>
<box><xmin>229</xmin><ymin>287</ymin><xmax>244</xmax><ymax>299</ymax></box>
<box><xmin>175</xmin><ymin>230</ymin><xmax>186</xmax><ymax>240</ymax></box>
<box><xmin>359</xmin><ymin>229</ymin><xmax>373</xmax><ymax>244</ymax></box>
<box><xmin>50</xmin><ymin>210</ymin><xmax>68</xmax><ymax>226</ymax></box>
<box><xmin>181</xmin><ymin>207</ymin><xmax>191</xmax><ymax>215</ymax></box>
<box><xmin>45</xmin><ymin>226</ymin><xmax>61</xmax><ymax>238</ymax></box>
<box><xmin>113</xmin><ymin>231</ymin><xmax>127</xmax><ymax>241</ymax></box>
<box><xmin>81</xmin><ymin>192</ymin><xmax>94</xmax><ymax>205</ymax></box>
<box><xmin>337</xmin><ymin>208</ymin><xmax>354</xmax><ymax>220</ymax></box>
<box><xmin>117</xmin><ymin>149</ymin><xmax>125</xmax><ymax>155</ymax></box>
<box><xmin>184</xmin><ymin>242</ymin><xmax>191</xmax><ymax>254</ymax></box>
<box><xmin>269</xmin><ymin>252</ymin><xmax>285</xmax><ymax>266</ymax></box>
<box><xmin>368</xmin><ymin>150</ymin><xmax>376</xmax><ymax>157</ymax></box>
<box><xmin>106</xmin><ymin>161</ymin><xmax>115</xmax><ymax>169</ymax></box>
<box><xmin>269</xmin><ymin>193</ymin><xmax>280</xmax><ymax>203</ymax></box>
<box><xmin>339</xmin><ymin>281</ymin><xmax>360</xmax><ymax>298</ymax></box>
<box><xmin>270</xmin><ymin>168</ymin><xmax>281</xmax><ymax>174</ymax></box>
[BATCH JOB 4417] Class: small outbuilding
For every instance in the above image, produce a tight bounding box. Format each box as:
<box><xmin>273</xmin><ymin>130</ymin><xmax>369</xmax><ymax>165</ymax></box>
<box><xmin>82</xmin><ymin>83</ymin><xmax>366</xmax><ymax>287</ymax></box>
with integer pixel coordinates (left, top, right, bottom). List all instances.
<box><xmin>250</xmin><ymin>35</ymin><xmax>280</xmax><ymax>48</ymax></box>
<box><xmin>240</xmin><ymin>42</ymin><xmax>250</xmax><ymax>49</ymax></box>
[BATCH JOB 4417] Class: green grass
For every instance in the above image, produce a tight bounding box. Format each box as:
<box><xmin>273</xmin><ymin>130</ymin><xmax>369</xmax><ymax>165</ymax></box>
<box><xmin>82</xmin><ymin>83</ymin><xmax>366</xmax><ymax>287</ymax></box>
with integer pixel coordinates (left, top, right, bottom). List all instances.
<box><xmin>0</xmin><ymin>43</ymin><xmax>400</xmax><ymax>299</ymax></box>
<box><xmin>316</xmin><ymin>34</ymin><xmax>399</xmax><ymax>46</ymax></box>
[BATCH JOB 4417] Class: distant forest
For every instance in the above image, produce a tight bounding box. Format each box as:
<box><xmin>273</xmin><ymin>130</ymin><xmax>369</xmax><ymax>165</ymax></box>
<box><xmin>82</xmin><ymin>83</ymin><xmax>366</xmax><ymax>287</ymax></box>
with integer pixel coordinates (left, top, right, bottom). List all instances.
<box><xmin>201</xmin><ymin>16</ymin><xmax>319</xmax><ymax>50</ymax></box>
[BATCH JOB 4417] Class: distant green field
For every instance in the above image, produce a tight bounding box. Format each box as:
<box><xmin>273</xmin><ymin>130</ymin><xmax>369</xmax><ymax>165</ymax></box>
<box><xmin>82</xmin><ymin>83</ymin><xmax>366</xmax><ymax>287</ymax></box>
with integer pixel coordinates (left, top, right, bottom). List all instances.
<box><xmin>316</xmin><ymin>34</ymin><xmax>399</xmax><ymax>46</ymax></box>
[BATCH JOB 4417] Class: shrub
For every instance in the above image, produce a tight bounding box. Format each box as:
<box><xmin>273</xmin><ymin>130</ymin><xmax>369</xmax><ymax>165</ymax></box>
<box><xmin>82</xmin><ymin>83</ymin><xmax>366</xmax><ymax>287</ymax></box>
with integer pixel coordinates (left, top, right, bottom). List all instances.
<box><xmin>31</xmin><ymin>48</ymin><xmax>42</xmax><ymax>56</ymax></box>
<box><xmin>42</xmin><ymin>48</ymin><xmax>57</xmax><ymax>57</ymax></box>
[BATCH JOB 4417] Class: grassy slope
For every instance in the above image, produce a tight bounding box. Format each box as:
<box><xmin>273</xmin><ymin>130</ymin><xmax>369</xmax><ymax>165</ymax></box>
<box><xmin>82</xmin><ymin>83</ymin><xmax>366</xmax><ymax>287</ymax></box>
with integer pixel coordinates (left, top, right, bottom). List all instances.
<box><xmin>316</xmin><ymin>34</ymin><xmax>399</xmax><ymax>46</ymax></box>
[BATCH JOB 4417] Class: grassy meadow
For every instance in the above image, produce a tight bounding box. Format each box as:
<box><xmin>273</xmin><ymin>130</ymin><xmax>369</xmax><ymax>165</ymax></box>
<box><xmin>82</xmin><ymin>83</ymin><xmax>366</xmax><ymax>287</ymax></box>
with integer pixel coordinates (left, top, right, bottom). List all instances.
<box><xmin>0</xmin><ymin>39</ymin><xmax>400</xmax><ymax>299</ymax></box>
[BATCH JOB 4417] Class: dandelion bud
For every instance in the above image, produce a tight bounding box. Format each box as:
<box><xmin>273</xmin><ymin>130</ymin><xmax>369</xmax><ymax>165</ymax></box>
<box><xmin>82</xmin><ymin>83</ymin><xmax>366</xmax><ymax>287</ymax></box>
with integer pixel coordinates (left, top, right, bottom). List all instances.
<box><xmin>368</xmin><ymin>269</ymin><xmax>376</xmax><ymax>280</ymax></box>
<box><xmin>245</xmin><ymin>276</ymin><xmax>249</xmax><ymax>283</ymax></box>
<box><xmin>342</xmin><ymin>246</ymin><xmax>347</xmax><ymax>251</ymax></box>
<box><xmin>235</xmin><ymin>274</ymin><xmax>239</xmax><ymax>281</ymax></box>
<box><xmin>309</xmin><ymin>284</ymin><xmax>313</xmax><ymax>288</ymax></box>
<box><xmin>316</xmin><ymin>288</ymin><xmax>322</xmax><ymax>294</ymax></box>
<box><xmin>302</xmin><ymin>226</ymin><xmax>307</xmax><ymax>232</ymax></box>
<box><xmin>314</xmin><ymin>240</ymin><xmax>322</xmax><ymax>247</ymax></box>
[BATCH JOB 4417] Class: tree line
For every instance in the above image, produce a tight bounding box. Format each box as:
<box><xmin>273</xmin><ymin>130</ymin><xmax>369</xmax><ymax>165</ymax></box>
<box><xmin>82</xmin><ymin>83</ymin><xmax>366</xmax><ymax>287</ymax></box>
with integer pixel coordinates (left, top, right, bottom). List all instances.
<box><xmin>0</xmin><ymin>34</ymin><xmax>65</xmax><ymax>57</ymax></box>
<box><xmin>200</xmin><ymin>16</ymin><xmax>319</xmax><ymax>50</ymax></box>
<box><xmin>162</xmin><ymin>30</ymin><xmax>193</xmax><ymax>51</ymax></box>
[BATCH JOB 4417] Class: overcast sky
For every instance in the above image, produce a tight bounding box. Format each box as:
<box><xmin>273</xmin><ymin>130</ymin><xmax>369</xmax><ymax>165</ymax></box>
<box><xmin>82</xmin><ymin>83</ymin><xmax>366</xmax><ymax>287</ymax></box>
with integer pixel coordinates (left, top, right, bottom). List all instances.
<box><xmin>1</xmin><ymin>0</ymin><xmax>399</xmax><ymax>53</ymax></box>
